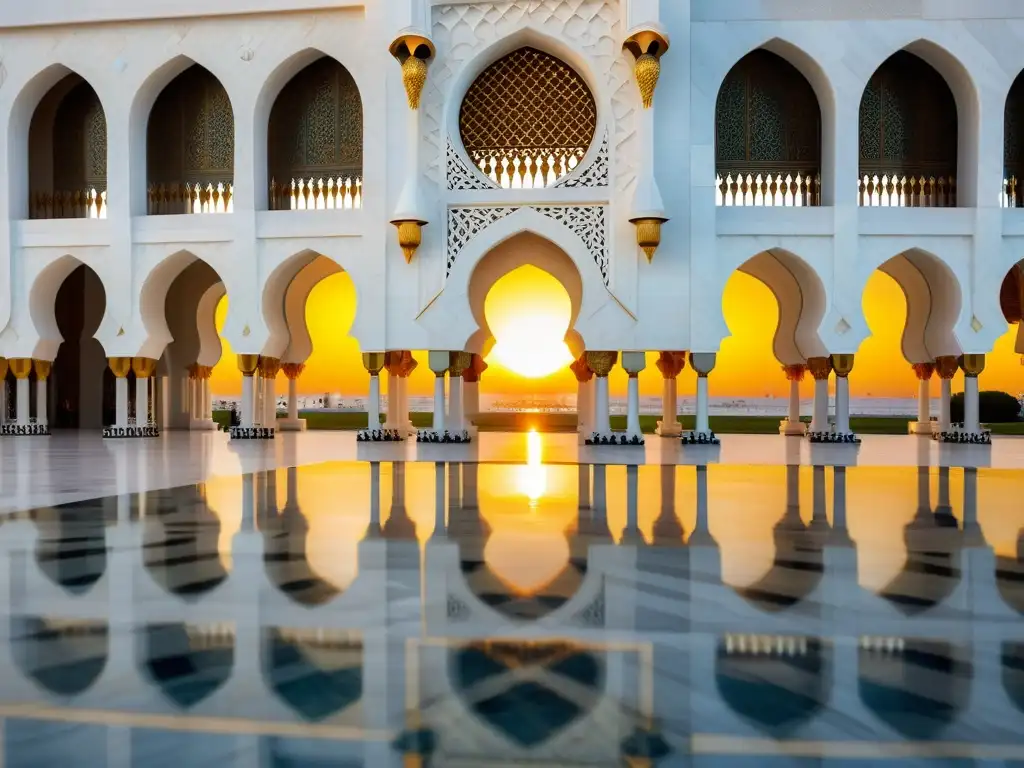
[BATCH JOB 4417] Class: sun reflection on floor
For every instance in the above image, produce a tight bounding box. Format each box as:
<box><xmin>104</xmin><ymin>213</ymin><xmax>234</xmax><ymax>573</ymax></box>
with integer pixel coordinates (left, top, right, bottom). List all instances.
<box><xmin>517</xmin><ymin>429</ymin><xmax>547</xmax><ymax>507</ymax></box>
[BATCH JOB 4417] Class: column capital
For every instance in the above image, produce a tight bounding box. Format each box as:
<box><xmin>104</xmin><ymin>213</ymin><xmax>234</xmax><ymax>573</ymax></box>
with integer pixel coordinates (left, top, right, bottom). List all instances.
<box><xmin>258</xmin><ymin>356</ymin><xmax>281</xmax><ymax>379</ymax></box>
<box><xmin>911</xmin><ymin>361</ymin><xmax>935</xmax><ymax>381</ymax></box>
<box><xmin>781</xmin><ymin>363</ymin><xmax>806</xmax><ymax>382</ymax></box>
<box><xmin>806</xmin><ymin>356</ymin><xmax>832</xmax><ymax>381</ymax></box>
<box><xmin>959</xmin><ymin>353</ymin><xmax>986</xmax><ymax>378</ymax></box>
<box><xmin>688</xmin><ymin>352</ymin><xmax>716</xmax><ymax>377</ymax></box>
<box><xmin>33</xmin><ymin>359</ymin><xmax>52</xmax><ymax>381</ymax></box>
<box><xmin>656</xmin><ymin>351</ymin><xmax>686</xmax><ymax>379</ymax></box>
<box><xmin>360</xmin><ymin>353</ymin><xmax>384</xmax><ymax>376</ymax></box>
<box><xmin>131</xmin><ymin>357</ymin><xmax>157</xmax><ymax>378</ymax></box>
<box><xmin>237</xmin><ymin>354</ymin><xmax>260</xmax><ymax>377</ymax></box>
<box><xmin>585</xmin><ymin>351</ymin><xmax>618</xmax><ymax>377</ymax></box>
<box><xmin>448</xmin><ymin>351</ymin><xmax>473</xmax><ymax>378</ymax></box>
<box><xmin>107</xmin><ymin>357</ymin><xmax>132</xmax><ymax>379</ymax></box>
<box><xmin>570</xmin><ymin>354</ymin><xmax>593</xmax><ymax>383</ymax></box>
<box><xmin>935</xmin><ymin>355</ymin><xmax>959</xmax><ymax>380</ymax></box>
<box><xmin>282</xmin><ymin>361</ymin><xmax>307</xmax><ymax>380</ymax></box>
<box><xmin>621</xmin><ymin>351</ymin><xmax>646</xmax><ymax>376</ymax></box>
<box><xmin>428</xmin><ymin>350</ymin><xmax>450</xmax><ymax>376</ymax></box>
<box><xmin>830</xmin><ymin>354</ymin><xmax>855</xmax><ymax>378</ymax></box>
<box><xmin>0</xmin><ymin>357</ymin><xmax>7</xmax><ymax>380</ymax></box>
<box><xmin>463</xmin><ymin>354</ymin><xmax>488</xmax><ymax>383</ymax></box>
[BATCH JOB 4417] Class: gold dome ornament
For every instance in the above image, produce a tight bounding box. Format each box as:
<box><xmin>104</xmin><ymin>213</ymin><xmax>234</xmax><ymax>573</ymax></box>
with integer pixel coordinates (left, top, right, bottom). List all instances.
<box><xmin>631</xmin><ymin>216</ymin><xmax>667</xmax><ymax>262</ymax></box>
<box><xmin>623</xmin><ymin>26</ymin><xmax>670</xmax><ymax>109</ymax></box>
<box><xmin>389</xmin><ymin>32</ymin><xmax>436</xmax><ymax>111</ymax></box>
<box><xmin>394</xmin><ymin>219</ymin><xmax>425</xmax><ymax>263</ymax></box>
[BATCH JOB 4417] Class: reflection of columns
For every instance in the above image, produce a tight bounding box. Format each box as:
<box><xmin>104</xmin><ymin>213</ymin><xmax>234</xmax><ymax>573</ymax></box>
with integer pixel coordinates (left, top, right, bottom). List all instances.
<box><xmin>237</xmin><ymin>355</ymin><xmax>259</xmax><ymax>428</ymax></box>
<box><xmin>33</xmin><ymin>359</ymin><xmax>51</xmax><ymax>427</ymax></box>
<box><xmin>578</xmin><ymin>463</ymin><xmax>591</xmax><ymax>509</ymax></box>
<box><xmin>570</xmin><ymin>354</ymin><xmax>594</xmax><ymax>442</ymax></box>
<box><xmin>688</xmin><ymin>352</ymin><xmax>716</xmax><ymax>437</ymax></box>
<box><xmin>428</xmin><ymin>351</ymin><xmax>449</xmax><ymax>435</ymax></box>
<box><xmin>960</xmin><ymin>354</ymin><xmax>985</xmax><ymax>435</ymax></box>
<box><xmin>935</xmin><ymin>356</ymin><xmax>958</xmax><ymax>433</ymax></box>
<box><xmin>832</xmin><ymin>354</ymin><xmax>855</xmax><ymax>437</ymax></box>
<box><xmin>462</xmin><ymin>461</ymin><xmax>478</xmax><ymax>511</ymax></box>
<box><xmin>622</xmin><ymin>352</ymin><xmax>646</xmax><ymax>440</ymax></box>
<box><xmin>692</xmin><ymin>465</ymin><xmax>712</xmax><ymax>543</ymax></box>
<box><xmin>780</xmin><ymin>364</ymin><xmax>806</xmax><ymax>436</ymax></box>
<box><xmin>623</xmin><ymin>464</ymin><xmax>640</xmax><ymax>541</ymax></box>
<box><xmin>463</xmin><ymin>354</ymin><xmax>486</xmax><ymax>432</ymax></box>
<box><xmin>108</xmin><ymin>357</ymin><xmax>131</xmax><ymax>428</ymax></box>
<box><xmin>448</xmin><ymin>352</ymin><xmax>471</xmax><ymax>436</ymax></box>
<box><xmin>132</xmin><ymin>358</ymin><xmax>157</xmax><ymax>426</ymax></box>
<box><xmin>807</xmin><ymin>356</ymin><xmax>832</xmax><ymax>435</ymax></box>
<box><xmin>361</xmin><ymin>354</ymin><xmax>384</xmax><ymax>431</ymax></box>
<box><xmin>911</xmin><ymin>362</ymin><xmax>935</xmax><ymax>435</ymax></box>
<box><xmin>433</xmin><ymin>462</ymin><xmax>446</xmax><ymax>537</ymax></box>
<box><xmin>832</xmin><ymin>466</ymin><xmax>849</xmax><ymax>538</ymax></box>
<box><xmin>586</xmin><ymin>351</ymin><xmax>617</xmax><ymax>437</ymax></box>
<box><xmin>592</xmin><ymin>464</ymin><xmax>607</xmax><ymax>521</ymax></box>
<box><xmin>656</xmin><ymin>352</ymin><xmax>685</xmax><ymax>437</ymax></box>
<box><xmin>259</xmin><ymin>357</ymin><xmax>280</xmax><ymax>430</ymax></box>
<box><xmin>369</xmin><ymin>462</ymin><xmax>382</xmax><ymax>533</ymax></box>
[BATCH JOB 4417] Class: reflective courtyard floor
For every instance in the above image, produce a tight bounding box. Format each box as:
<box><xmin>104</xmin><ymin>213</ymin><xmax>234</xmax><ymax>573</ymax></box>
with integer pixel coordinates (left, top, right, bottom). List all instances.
<box><xmin>1</xmin><ymin>431</ymin><xmax>1024</xmax><ymax>765</ymax></box>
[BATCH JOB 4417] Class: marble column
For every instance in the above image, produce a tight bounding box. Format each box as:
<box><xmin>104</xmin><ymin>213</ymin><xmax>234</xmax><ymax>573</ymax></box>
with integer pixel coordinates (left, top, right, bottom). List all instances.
<box><xmin>0</xmin><ymin>357</ymin><xmax>8</xmax><ymax>425</ymax></box>
<box><xmin>463</xmin><ymin>354</ymin><xmax>487</xmax><ymax>434</ymax></box>
<box><xmin>108</xmin><ymin>357</ymin><xmax>131</xmax><ymax>428</ymax></box>
<box><xmin>960</xmin><ymin>354</ymin><xmax>986</xmax><ymax>436</ymax></box>
<box><xmin>570</xmin><ymin>354</ymin><xmax>594</xmax><ymax>442</ymax></box>
<box><xmin>807</xmin><ymin>356</ymin><xmax>832</xmax><ymax>436</ymax></box>
<box><xmin>688</xmin><ymin>352</ymin><xmax>717</xmax><ymax>438</ymax></box>
<box><xmin>935</xmin><ymin>355</ymin><xmax>958</xmax><ymax>434</ymax></box>
<box><xmin>622</xmin><ymin>351</ymin><xmax>646</xmax><ymax>441</ymax></box>
<box><xmin>33</xmin><ymin>359</ymin><xmax>51</xmax><ymax>428</ymax></box>
<box><xmin>360</xmin><ymin>354</ymin><xmax>384</xmax><ymax>434</ymax></box>
<box><xmin>655</xmin><ymin>351</ymin><xmax>685</xmax><ymax>437</ymax></box>
<box><xmin>237</xmin><ymin>355</ymin><xmax>259</xmax><ymax>428</ymax></box>
<box><xmin>448</xmin><ymin>352</ymin><xmax>472</xmax><ymax>437</ymax></box>
<box><xmin>427</xmin><ymin>351</ymin><xmax>450</xmax><ymax>437</ymax></box>
<box><xmin>910</xmin><ymin>361</ymin><xmax>935</xmax><ymax>436</ymax></box>
<box><xmin>780</xmin><ymin>364</ymin><xmax>806</xmax><ymax>436</ymax></box>
<box><xmin>279</xmin><ymin>362</ymin><xmax>307</xmax><ymax>431</ymax></box>
<box><xmin>131</xmin><ymin>357</ymin><xmax>157</xmax><ymax>428</ymax></box>
<box><xmin>385</xmin><ymin>354</ymin><xmax>401</xmax><ymax>430</ymax></box>
<box><xmin>831</xmin><ymin>353</ymin><xmax>855</xmax><ymax>439</ymax></box>
<box><xmin>259</xmin><ymin>357</ymin><xmax>280</xmax><ymax>431</ymax></box>
<box><xmin>585</xmin><ymin>351</ymin><xmax>617</xmax><ymax>438</ymax></box>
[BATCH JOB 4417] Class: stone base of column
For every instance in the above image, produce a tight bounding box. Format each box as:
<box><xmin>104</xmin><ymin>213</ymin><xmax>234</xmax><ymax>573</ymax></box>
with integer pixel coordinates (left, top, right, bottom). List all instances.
<box><xmin>778</xmin><ymin>418</ymin><xmax>806</xmax><ymax>436</ymax></box>
<box><xmin>229</xmin><ymin>426</ymin><xmax>276</xmax><ymax>440</ymax></box>
<box><xmin>681</xmin><ymin>430</ymin><xmax>719</xmax><ymax>446</ymax></box>
<box><xmin>933</xmin><ymin>426</ymin><xmax>991</xmax><ymax>445</ymax></box>
<box><xmin>189</xmin><ymin>418</ymin><xmax>218</xmax><ymax>431</ymax></box>
<box><xmin>356</xmin><ymin>428</ymin><xmax>406</xmax><ymax>442</ymax></box>
<box><xmin>908</xmin><ymin>420</ymin><xmax>935</xmax><ymax>436</ymax></box>
<box><xmin>584</xmin><ymin>431</ymin><xmax>644</xmax><ymax>446</ymax></box>
<box><xmin>103</xmin><ymin>424</ymin><xmax>160</xmax><ymax>438</ymax></box>
<box><xmin>808</xmin><ymin>430</ymin><xmax>860</xmax><ymax>444</ymax></box>
<box><xmin>416</xmin><ymin>429</ymin><xmax>471</xmax><ymax>444</ymax></box>
<box><xmin>0</xmin><ymin>423</ymin><xmax>51</xmax><ymax>436</ymax></box>
<box><xmin>277</xmin><ymin>418</ymin><xmax>307</xmax><ymax>432</ymax></box>
<box><xmin>655</xmin><ymin>419</ymin><xmax>682</xmax><ymax>437</ymax></box>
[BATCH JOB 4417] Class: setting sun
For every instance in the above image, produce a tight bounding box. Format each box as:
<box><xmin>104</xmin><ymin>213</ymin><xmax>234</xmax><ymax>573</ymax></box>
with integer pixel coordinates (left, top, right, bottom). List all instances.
<box><xmin>483</xmin><ymin>264</ymin><xmax>575</xmax><ymax>378</ymax></box>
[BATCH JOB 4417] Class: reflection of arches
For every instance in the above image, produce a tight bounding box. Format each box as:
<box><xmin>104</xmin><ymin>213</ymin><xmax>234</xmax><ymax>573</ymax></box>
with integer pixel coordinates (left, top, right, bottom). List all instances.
<box><xmin>859</xmin><ymin>640</ymin><xmax>970</xmax><ymax>738</ymax></box>
<box><xmin>34</xmin><ymin>500</ymin><xmax>111</xmax><ymax>594</ymax></box>
<box><xmin>737</xmin><ymin>516</ymin><xmax>824</xmax><ymax>612</ymax></box>
<box><xmin>142</xmin><ymin>485</ymin><xmax>228</xmax><ymax>599</ymax></box>
<box><xmin>879</xmin><ymin>503</ymin><xmax>961</xmax><ymax>615</ymax></box>
<box><xmin>870</xmin><ymin>249</ymin><xmax>963</xmax><ymax>363</ymax></box>
<box><xmin>1006</xmin><ymin>72</ymin><xmax>1024</xmax><ymax>188</ymax></box>
<box><xmin>142</xmin><ymin>623</ymin><xmax>234</xmax><ymax>709</ymax></box>
<box><xmin>715</xmin><ymin>49</ymin><xmax>821</xmax><ymax>204</ymax></box>
<box><xmin>262</xmin><ymin>507</ymin><xmax>341</xmax><ymax>607</ymax></box>
<box><xmin>27</xmin><ymin>73</ymin><xmax>107</xmax><ymax>219</ymax></box>
<box><xmin>263</xmin><ymin>629</ymin><xmax>362</xmax><ymax>721</ymax></box>
<box><xmin>716</xmin><ymin>636</ymin><xmax>828</xmax><ymax>736</ymax></box>
<box><xmin>146</xmin><ymin>63</ymin><xmax>234</xmax><ymax>214</ymax></box>
<box><xmin>11</xmin><ymin>618</ymin><xmax>109</xmax><ymax>697</ymax></box>
<box><xmin>726</xmin><ymin>250</ymin><xmax>827</xmax><ymax>364</ymax></box>
<box><xmin>450</xmin><ymin>641</ymin><xmax>604</xmax><ymax>747</ymax></box>
<box><xmin>267</xmin><ymin>54</ymin><xmax>363</xmax><ymax>210</ymax></box>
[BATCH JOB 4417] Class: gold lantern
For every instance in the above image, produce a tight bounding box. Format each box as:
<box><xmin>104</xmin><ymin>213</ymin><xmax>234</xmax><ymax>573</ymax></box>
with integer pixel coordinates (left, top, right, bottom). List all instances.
<box><xmin>389</xmin><ymin>33</ymin><xmax>436</xmax><ymax>111</ymax></box>
<box><xmin>393</xmin><ymin>219</ymin><xmax>426</xmax><ymax>263</ymax></box>
<box><xmin>630</xmin><ymin>216</ymin><xmax>667</xmax><ymax>262</ymax></box>
<box><xmin>623</xmin><ymin>27</ymin><xmax>670</xmax><ymax>109</ymax></box>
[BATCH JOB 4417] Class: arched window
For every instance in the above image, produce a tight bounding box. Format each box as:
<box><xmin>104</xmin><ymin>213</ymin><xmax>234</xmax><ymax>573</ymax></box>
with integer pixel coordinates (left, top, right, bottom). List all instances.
<box><xmin>859</xmin><ymin>51</ymin><xmax>958</xmax><ymax>207</ymax></box>
<box><xmin>459</xmin><ymin>47</ymin><xmax>596</xmax><ymax>188</ymax></box>
<box><xmin>715</xmin><ymin>50</ymin><xmax>821</xmax><ymax>207</ymax></box>
<box><xmin>1004</xmin><ymin>72</ymin><xmax>1024</xmax><ymax>206</ymax></box>
<box><xmin>28</xmin><ymin>75</ymin><xmax>107</xmax><ymax>219</ymax></box>
<box><xmin>147</xmin><ymin>65</ymin><xmax>234</xmax><ymax>214</ymax></box>
<box><xmin>267</xmin><ymin>56</ymin><xmax>363</xmax><ymax>210</ymax></box>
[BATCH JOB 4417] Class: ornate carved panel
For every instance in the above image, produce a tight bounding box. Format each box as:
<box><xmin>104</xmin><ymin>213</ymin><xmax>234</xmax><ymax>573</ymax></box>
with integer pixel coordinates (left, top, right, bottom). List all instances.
<box><xmin>268</xmin><ymin>56</ymin><xmax>363</xmax><ymax>182</ymax></box>
<box><xmin>447</xmin><ymin>138</ymin><xmax>497</xmax><ymax>190</ymax></box>
<box><xmin>427</xmin><ymin>1</ymin><xmax>633</xmax><ymax>191</ymax></box>
<box><xmin>715</xmin><ymin>50</ymin><xmax>820</xmax><ymax>172</ymax></box>
<box><xmin>147</xmin><ymin>65</ymin><xmax>235</xmax><ymax>185</ymax></box>
<box><xmin>858</xmin><ymin>51</ymin><xmax>957</xmax><ymax>176</ymax></box>
<box><xmin>554</xmin><ymin>132</ymin><xmax>609</xmax><ymax>188</ymax></box>
<box><xmin>53</xmin><ymin>78</ymin><xmax>107</xmax><ymax>191</ymax></box>
<box><xmin>446</xmin><ymin>205</ymin><xmax>609</xmax><ymax>285</ymax></box>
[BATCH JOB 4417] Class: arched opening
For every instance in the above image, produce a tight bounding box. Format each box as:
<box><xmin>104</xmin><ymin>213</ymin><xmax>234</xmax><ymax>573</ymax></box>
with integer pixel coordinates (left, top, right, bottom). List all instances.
<box><xmin>45</xmin><ymin>263</ymin><xmax>111</xmax><ymax>430</ymax></box>
<box><xmin>142</xmin><ymin>484</ymin><xmax>228</xmax><ymax>599</ymax></box>
<box><xmin>449</xmin><ymin>641</ymin><xmax>604</xmax><ymax>747</ymax></box>
<box><xmin>11</xmin><ymin>617</ymin><xmax>109</xmax><ymax>697</ymax></box>
<box><xmin>987</xmin><ymin>262</ymin><xmax>1024</xmax><ymax>401</ymax></box>
<box><xmin>459</xmin><ymin>47</ymin><xmax>597</xmax><ymax>188</ymax></box>
<box><xmin>34</xmin><ymin>498</ymin><xmax>113</xmax><ymax>594</ymax></box>
<box><xmin>146</xmin><ymin>64</ymin><xmax>234</xmax><ymax>215</ymax></box>
<box><xmin>859</xmin><ymin>640</ymin><xmax>970</xmax><ymax>738</ymax></box>
<box><xmin>1004</xmin><ymin>73</ymin><xmax>1024</xmax><ymax>206</ymax></box>
<box><xmin>715</xmin><ymin>49</ymin><xmax>822</xmax><ymax>207</ymax></box>
<box><xmin>27</xmin><ymin>74</ymin><xmax>107</xmax><ymax>219</ymax></box>
<box><xmin>263</xmin><ymin>629</ymin><xmax>362</xmax><ymax>721</ymax></box>
<box><xmin>716</xmin><ymin>636</ymin><xmax>828</xmax><ymax>736</ymax></box>
<box><xmin>267</xmin><ymin>56</ymin><xmax>363</xmax><ymax>210</ymax></box>
<box><xmin>859</xmin><ymin>51</ymin><xmax>958</xmax><ymax>207</ymax></box>
<box><xmin>142</xmin><ymin>623</ymin><xmax>234</xmax><ymax>708</ymax></box>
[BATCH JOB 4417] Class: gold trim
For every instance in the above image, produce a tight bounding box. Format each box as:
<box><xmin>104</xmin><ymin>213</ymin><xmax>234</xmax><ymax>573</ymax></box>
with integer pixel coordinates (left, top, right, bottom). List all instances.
<box><xmin>131</xmin><ymin>357</ymin><xmax>158</xmax><ymax>378</ymax></box>
<box><xmin>33</xmin><ymin>359</ymin><xmax>52</xmax><ymax>381</ymax></box>
<box><xmin>107</xmin><ymin>357</ymin><xmax>132</xmax><ymax>379</ymax></box>
<box><xmin>237</xmin><ymin>354</ymin><xmax>260</xmax><ymax>376</ymax></box>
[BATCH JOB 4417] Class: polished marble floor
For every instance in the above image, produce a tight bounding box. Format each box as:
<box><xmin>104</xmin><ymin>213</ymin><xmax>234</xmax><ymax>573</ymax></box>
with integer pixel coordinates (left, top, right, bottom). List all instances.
<box><xmin>1</xmin><ymin>432</ymin><xmax>1024</xmax><ymax>765</ymax></box>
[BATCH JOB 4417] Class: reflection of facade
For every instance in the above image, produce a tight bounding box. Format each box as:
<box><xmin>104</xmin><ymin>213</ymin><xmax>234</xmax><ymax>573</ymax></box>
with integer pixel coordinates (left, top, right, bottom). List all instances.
<box><xmin>2</xmin><ymin>5</ymin><xmax>1024</xmax><ymax>444</ymax></box>
<box><xmin>1</xmin><ymin>460</ymin><xmax>1024</xmax><ymax>762</ymax></box>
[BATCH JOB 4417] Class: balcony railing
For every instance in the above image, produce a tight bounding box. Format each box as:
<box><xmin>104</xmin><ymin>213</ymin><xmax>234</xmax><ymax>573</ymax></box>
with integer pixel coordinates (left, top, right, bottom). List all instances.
<box><xmin>715</xmin><ymin>171</ymin><xmax>820</xmax><ymax>207</ymax></box>
<box><xmin>471</xmin><ymin>146</ymin><xmax>586</xmax><ymax>189</ymax></box>
<box><xmin>858</xmin><ymin>174</ymin><xmax>956</xmax><ymax>208</ymax></box>
<box><xmin>269</xmin><ymin>176</ymin><xmax>363</xmax><ymax>211</ymax></box>
<box><xmin>147</xmin><ymin>182</ymin><xmax>233</xmax><ymax>215</ymax></box>
<box><xmin>30</xmin><ymin>188</ymin><xmax>107</xmax><ymax>219</ymax></box>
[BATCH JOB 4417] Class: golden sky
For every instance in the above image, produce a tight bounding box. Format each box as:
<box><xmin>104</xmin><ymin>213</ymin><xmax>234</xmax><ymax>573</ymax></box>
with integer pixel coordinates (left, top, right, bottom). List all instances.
<box><xmin>210</xmin><ymin>265</ymin><xmax>1023</xmax><ymax>399</ymax></box>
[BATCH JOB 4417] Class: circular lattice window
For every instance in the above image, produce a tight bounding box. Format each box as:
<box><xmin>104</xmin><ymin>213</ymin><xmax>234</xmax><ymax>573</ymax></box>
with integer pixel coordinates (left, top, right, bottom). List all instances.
<box><xmin>459</xmin><ymin>47</ymin><xmax>597</xmax><ymax>188</ymax></box>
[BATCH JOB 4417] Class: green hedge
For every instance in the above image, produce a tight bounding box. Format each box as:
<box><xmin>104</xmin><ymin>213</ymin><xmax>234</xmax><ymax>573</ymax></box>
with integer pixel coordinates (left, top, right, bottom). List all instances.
<box><xmin>950</xmin><ymin>390</ymin><xmax>1022</xmax><ymax>423</ymax></box>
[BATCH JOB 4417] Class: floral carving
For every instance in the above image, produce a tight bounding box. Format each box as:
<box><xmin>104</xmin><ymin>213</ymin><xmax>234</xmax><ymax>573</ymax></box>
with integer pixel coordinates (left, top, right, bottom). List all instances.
<box><xmin>447</xmin><ymin>138</ymin><xmax>497</xmax><ymax>190</ymax></box>
<box><xmin>554</xmin><ymin>132</ymin><xmax>609</xmax><ymax>188</ymax></box>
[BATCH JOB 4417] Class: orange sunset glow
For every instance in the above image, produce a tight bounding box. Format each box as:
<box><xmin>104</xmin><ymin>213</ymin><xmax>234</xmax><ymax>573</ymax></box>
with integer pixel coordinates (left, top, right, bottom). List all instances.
<box><xmin>210</xmin><ymin>268</ymin><xmax>1022</xmax><ymax>400</ymax></box>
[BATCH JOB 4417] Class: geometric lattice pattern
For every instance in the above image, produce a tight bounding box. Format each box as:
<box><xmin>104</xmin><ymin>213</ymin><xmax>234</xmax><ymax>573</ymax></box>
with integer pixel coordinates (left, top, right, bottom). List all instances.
<box><xmin>446</xmin><ymin>205</ymin><xmax>609</xmax><ymax>285</ymax></box>
<box><xmin>554</xmin><ymin>132</ymin><xmax>609</xmax><ymax>188</ymax></box>
<box><xmin>447</xmin><ymin>138</ymin><xmax>498</xmax><ymax>190</ymax></box>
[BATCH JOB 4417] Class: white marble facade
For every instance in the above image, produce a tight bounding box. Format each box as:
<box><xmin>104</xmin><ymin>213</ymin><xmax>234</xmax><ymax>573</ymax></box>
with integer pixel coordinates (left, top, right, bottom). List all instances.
<box><xmin>0</xmin><ymin>0</ymin><xmax>1023</xmax><ymax>439</ymax></box>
